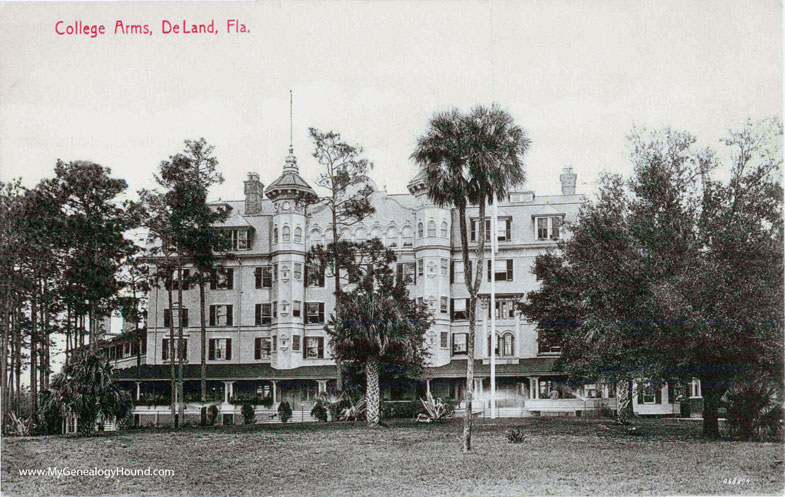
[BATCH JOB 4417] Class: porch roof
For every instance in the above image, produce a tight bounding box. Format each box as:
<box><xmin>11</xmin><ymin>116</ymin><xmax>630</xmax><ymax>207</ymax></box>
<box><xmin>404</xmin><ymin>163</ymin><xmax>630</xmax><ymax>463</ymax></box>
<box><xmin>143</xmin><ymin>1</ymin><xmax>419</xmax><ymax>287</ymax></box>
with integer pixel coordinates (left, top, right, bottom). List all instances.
<box><xmin>424</xmin><ymin>358</ymin><xmax>559</xmax><ymax>379</ymax></box>
<box><xmin>114</xmin><ymin>364</ymin><xmax>338</xmax><ymax>381</ymax></box>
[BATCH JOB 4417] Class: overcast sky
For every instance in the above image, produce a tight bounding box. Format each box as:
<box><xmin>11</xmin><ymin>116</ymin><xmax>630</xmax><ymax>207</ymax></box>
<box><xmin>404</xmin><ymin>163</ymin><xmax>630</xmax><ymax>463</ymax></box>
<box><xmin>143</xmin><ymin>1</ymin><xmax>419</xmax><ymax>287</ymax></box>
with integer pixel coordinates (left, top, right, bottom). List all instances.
<box><xmin>1</xmin><ymin>0</ymin><xmax>781</xmax><ymax>201</ymax></box>
<box><xmin>0</xmin><ymin>1</ymin><xmax>781</xmax><ymax>378</ymax></box>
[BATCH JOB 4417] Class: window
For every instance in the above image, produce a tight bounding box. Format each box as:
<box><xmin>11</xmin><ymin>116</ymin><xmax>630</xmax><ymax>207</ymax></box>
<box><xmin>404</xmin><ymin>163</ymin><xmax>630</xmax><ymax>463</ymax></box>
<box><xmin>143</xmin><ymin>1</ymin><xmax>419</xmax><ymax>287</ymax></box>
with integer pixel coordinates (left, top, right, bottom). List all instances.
<box><xmin>487</xmin><ymin>297</ymin><xmax>517</xmax><ymax>319</ymax></box>
<box><xmin>292</xmin><ymin>335</ymin><xmax>301</xmax><ymax>352</ymax></box>
<box><xmin>427</xmin><ymin>220</ymin><xmax>436</xmax><ymax>237</ymax></box>
<box><xmin>294</xmin><ymin>263</ymin><xmax>302</xmax><ymax>280</ymax></box>
<box><xmin>440</xmin><ymin>220</ymin><xmax>448</xmax><ymax>238</ymax></box>
<box><xmin>417</xmin><ymin>259</ymin><xmax>423</xmax><ymax>277</ymax></box>
<box><xmin>293</xmin><ymin>300</ymin><xmax>301</xmax><ymax>318</ymax></box>
<box><xmin>306</xmin><ymin>302</ymin><xmax>325</xmax><ymax>324</ymax></box>
<box><xmin>304</xmin><ymin>336</ymin><xmax>325</xmax><ymax>358</ymax></box>
<box><xmin>417</xmin><ymin>222</ymin><xmax>424</xmax><ymax>238</ymax></box>
<box><xmin>385</xmin><ymin>226</ymin><xmax>398</xmax><ymax>247</ymax></box>
<box><xmin>209</xmin><ymin>304</ymin><xmax>233</xmax><ymax>326</ymax></box>
<box><xmin>440</xmin><ymin>258</ymin><xmax>448</xmax><ymax>275</ymax></box>
<box><xmin>340</xmin><ymin>228</ymin><xmax>351</xmax><ymax>241</ymax></box>
<box><xmin>282</xmin><ymin>226</ymin><xmax>291</xmax><ymax>242</ymax></box>
<box><xmin>440</xmin><ymin>332</ymin><xmax>449</xmax><ymax>348</ymax></box>
<box><xmin>255</xmin><ymin>266</ymin><xmax>273</xmax><ymax>288</ymax></box>
<box><xmin>487</xmin><ymin>259</ymin><xmax>514</xmax><ymax>282</ymax></box>
<box><xmin>273</xmin><ymin>301</ymin><xmax>277</xmax><ymax>319</ymax></box>
<box><xmin>451</xmin><ymin>260</ymin><xmax>472</xmax><ymax>284</ymax></box>
<box><xmin>162</xmin><ymin>338</ymin><xmax>188</xmax><ymax>362</ymax></box>
<box><xmin>355</xmin><ymin>227</ymin><xmax>366</xmax><ymax>243</ymax></box>
<box><xmin>273</xmin><ymin>227</ymin><xmax>278</xmax><ymax>244</ymax></box>
<box><xmin>163</xmin><ymin>308</ymin><xmax>188</xmax><ymax>328</ymax></box>
<box><xmin>229</xmin><ymin>229</ymin><xmax>250</xmax><ymax>250</ymax></box>
<box><xmin>370</xmin><ymin>226</ymin><xmax>382</xmax><ymax>241</ymax></box>
<box><xmin>122</xmin><ymin>342</ymin><xmax>132</xmax><ymax>358</ymax></box>
<box><xmin>256</xmin><ymin>303</ymin><xmax>272</xmax><ymax>325</ymax></box>
<box><xmin>309</xmin><ymin>229</ymin><xmax>322</xmax><ymax>249</ymax></box>
<box><xmin>210</xmin><ymin>268</ymin><xmax>234</xmax><ymax>290</ymax></box>
<box><xmin>690</xmin><ymin>379</ymin><xmax>702</xmax><ymax>398</ymax></box>
<box><xmin>489</xmin><ymin>333</ymin><xmax>515</xmax><ymax>357</ymax></box>
<box><xmin>170</xmin><ymin>269</ymin><xmax>190</xmax><ymax>291</ymax></box>
<box><xmin>452</xmin><ymin>333</ymin><xmax>468</xmax><ymax>355</ymax></box>
<box><xmin>254</xmin><ymin>337</ymin><xmax>271</xmax><ymax>360</ymax></box>
<box><xmin>470</xmin><ymin>218</ymin><xmax>511</xmax><ymax>242</ymax></box>
<box><xmin>535</xmin><ymin>216</ymin><xmax>562</xmax><ymax>240</ymax></box>
<box><xmin>208</xmin><ymin>338</ymin><xmax>232</xmax><ymax>360</ymax></box>
<box><xmin>639</xmin><ymin>381</ymin><xmax>661</xmax><ymax>404</ymax></box>
<box><xmin>451</xmin><ymin>298</ymin><xmax>469</xmax><ymax>320</ymax></box>
<box><xmin>294</xmin><ymin>227</ymin><xmax>302</xmax><ymax>243</ymax></box>
<box><xmin>272</xmin><ymin>335</ymin><xmax>277</xmax><ymax>352</ymax></box>
<box><xmin>401</xmin><ymin>226</ymin><xmax>413</xmax><ymax>247</ymax></box>
<box><xmin>440</xmin><ymin>296</ymin><xmax>448</xmax><ymax>313</ymax></box>
<box><xmin>397</xmin><ymin>262</ymin><xmax>416</xmax><ymax>284</ymax></box>
<box><xmin>272</xmin><ymin>263</ymin><xmax>278</xmax><ymax>282</ymax></box>
<box><xmin>306</xmin><ymin>264</ymin><xmax>325</xmax><ymax>287</ymax></box>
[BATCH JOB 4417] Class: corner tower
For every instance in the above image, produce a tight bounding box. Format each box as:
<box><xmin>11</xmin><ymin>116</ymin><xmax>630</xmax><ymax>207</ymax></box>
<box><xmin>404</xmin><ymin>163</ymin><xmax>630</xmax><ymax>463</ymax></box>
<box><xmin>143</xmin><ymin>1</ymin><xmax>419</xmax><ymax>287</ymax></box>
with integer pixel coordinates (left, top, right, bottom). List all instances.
<box><xmin>408</xmin><ymin>170</ymin><xmax>452</xmax><ymax>367</ymax></box>
<box><xmin>265</xmin><ymin>147</ymin><xmax>317</xmax><ymax>369</ymax></box>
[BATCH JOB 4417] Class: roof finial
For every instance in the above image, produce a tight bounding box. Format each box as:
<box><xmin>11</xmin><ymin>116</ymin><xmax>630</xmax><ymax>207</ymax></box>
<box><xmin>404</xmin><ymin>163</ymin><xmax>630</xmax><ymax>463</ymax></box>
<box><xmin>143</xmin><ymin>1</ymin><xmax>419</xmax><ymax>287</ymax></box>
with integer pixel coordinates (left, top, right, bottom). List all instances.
<box><xmin>289</xmin><ymin>89</ymin><xmax>293</xmax><ymax>153</ymax></box>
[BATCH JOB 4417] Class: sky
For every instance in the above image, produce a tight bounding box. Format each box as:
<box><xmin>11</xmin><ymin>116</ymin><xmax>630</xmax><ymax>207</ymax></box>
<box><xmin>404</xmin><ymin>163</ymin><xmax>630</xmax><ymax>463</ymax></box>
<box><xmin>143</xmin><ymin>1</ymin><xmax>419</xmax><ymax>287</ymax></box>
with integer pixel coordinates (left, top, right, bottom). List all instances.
<box><xmin>0</xmin><ymin>0</ymin><xmax>781</xmax><ymax>380</ymax></box>
<box><xmin>1</xmin><ymin>0</ymin><xmax>781</xmax><ymax>201</ymax></box>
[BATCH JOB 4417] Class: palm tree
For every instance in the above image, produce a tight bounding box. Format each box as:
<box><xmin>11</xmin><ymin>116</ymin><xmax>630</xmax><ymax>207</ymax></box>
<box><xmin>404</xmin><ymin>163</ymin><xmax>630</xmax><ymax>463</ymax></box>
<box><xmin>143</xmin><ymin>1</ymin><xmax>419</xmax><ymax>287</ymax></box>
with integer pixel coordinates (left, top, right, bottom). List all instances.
<box><xmin>327</xmin><ymin>240</ymin><xmax>430</xmax><ymax>426</ymax></box>
<box><xmin>411</xmin><ymin>103</ymin><xmax>528</xmax><ymax>451</ymax></box>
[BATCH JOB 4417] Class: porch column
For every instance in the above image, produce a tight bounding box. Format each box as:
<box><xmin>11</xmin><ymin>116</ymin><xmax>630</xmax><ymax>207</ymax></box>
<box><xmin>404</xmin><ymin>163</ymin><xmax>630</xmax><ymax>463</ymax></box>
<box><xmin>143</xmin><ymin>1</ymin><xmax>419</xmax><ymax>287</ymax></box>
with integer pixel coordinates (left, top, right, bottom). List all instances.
<box><xmin>135</xmin><ymin>382</ymin><xmax>141</xmax><ymax>401</ymax></box>
<box><xmin>514</xmin><ymin>309</ymin><xmax>521</xmax><ymax>356</ymax></box>
<box><xmin>483</xmin><ymin>309</ymin><xmax>488</xmax><ymax>357</ymax></box>
<box><xmin>223</xmin><ymin>381</ymin><xmax>234</xmax><ymax>404</ymax></box>
<box><xmin>532</xmin><ymin>377</ymin><xmax>540</xmax><ymax>399</ymax></box>
<box><xmin>272</xmin><ymin>380</ymin><xmax>277</xmax><ymax>403</ymax></box>
<box><xmin>317</xmin><ymin>380</ymin><xmax>327</xmax><ymax>394</ymax></box>
<box><xmin>426</xmin><ymin>379</ymin><xmax>431</xmax><ymax>397</ymax></box>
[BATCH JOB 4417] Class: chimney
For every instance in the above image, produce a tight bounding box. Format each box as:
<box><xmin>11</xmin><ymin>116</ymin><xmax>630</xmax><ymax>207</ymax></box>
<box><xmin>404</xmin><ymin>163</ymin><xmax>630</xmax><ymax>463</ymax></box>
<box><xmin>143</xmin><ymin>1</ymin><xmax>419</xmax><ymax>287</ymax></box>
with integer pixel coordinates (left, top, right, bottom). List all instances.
<box><xmin>560</xmin><ymin>167</ymin><xmax>577</xmax><ymax>195</ymax></box>
<box><xmin>244</xmin><ymin>172</ymin><xmax>265</xmax><ymax>216</ymax></box>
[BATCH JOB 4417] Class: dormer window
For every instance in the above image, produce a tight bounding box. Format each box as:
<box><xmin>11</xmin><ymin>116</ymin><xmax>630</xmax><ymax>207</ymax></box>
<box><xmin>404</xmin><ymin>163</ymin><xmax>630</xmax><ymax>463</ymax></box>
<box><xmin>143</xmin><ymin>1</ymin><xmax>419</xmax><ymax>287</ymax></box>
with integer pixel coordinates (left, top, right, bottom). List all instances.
<box><xmin>227</xmin><ymin>229</ymin><xmax>250</xmax><ymax>250</ymax></box>
<box><xmin>535</xmin><ymin>216</ymin><xmax>562</xmax><ymax>240</ymax></box>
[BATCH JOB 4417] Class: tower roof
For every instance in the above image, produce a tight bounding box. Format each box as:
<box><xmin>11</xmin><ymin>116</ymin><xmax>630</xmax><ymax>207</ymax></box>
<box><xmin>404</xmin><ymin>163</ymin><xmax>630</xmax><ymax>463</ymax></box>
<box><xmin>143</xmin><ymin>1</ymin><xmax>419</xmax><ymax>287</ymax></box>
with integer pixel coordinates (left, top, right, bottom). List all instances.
<box><xmin>264</xmin><ymin>146</ymin><xmax>316</xmax><ymax>202</ymax></box>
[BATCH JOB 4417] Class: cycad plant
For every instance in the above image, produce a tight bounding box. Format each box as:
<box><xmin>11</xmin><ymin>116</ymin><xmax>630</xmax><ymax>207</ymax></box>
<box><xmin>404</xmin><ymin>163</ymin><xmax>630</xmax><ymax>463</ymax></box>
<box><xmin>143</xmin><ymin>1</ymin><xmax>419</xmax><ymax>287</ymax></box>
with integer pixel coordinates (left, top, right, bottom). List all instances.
<box><xmin>38</xmin><ymin>350</ymin><xmax>132</xmax><ymax>436</ymax></box>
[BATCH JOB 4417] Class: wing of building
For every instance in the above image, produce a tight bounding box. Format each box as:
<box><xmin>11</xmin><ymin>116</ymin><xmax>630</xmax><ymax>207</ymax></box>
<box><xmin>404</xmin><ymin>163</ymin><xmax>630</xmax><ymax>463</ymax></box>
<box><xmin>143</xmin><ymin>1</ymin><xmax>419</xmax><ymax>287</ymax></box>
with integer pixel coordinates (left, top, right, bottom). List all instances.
<box><xmin>105</xmin><ymin>146</ymin><xmax>703</xmax><ymax>425</ymax></box>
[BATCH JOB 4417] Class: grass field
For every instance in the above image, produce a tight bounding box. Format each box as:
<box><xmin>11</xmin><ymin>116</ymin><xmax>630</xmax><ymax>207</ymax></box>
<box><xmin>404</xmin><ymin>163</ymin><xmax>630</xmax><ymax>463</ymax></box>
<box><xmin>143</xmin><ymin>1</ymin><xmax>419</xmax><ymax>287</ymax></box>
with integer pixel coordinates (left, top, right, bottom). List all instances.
<box><xmin>2</xmin><ymin>417</ymin><xmax>783</xmax><ymax>496</ymax></box>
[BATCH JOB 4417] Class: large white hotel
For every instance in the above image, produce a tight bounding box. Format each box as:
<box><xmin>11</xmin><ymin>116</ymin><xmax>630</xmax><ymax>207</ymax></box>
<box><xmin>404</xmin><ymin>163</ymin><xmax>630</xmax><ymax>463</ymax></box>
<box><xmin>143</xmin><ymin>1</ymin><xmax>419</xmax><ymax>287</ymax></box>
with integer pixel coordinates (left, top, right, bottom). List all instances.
<box><xmin>110</xmin><ymin>143</ymin><xmax>701</xmax><ymax>424</ymax></box>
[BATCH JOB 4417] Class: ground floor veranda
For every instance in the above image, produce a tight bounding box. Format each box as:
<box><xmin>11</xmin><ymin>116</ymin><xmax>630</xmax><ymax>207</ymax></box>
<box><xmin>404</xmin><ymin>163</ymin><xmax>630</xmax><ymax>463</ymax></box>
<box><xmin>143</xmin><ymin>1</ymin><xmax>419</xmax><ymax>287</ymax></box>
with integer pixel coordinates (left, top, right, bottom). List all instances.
<box><xmin>114</xmin><ymin>359</ymin><xmax>702</xmax><ymax>426</ymax></box>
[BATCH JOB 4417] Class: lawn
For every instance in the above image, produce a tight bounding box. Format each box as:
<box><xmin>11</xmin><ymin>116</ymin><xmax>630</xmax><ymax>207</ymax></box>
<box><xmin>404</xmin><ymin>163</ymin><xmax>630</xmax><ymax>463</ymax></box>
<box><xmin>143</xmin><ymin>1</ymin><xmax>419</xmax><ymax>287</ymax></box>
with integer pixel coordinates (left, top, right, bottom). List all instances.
<box><xmin>2</xmin><ymin>417</ymin><xmax>783</xmax><ymax>496</ymax></box>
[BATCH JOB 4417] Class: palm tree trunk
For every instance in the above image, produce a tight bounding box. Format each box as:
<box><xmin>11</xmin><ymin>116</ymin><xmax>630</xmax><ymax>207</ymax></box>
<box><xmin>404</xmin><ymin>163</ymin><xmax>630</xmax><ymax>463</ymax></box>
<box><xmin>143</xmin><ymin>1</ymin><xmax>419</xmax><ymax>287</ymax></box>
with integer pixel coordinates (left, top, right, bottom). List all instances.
<box><xmin>701</xmin><ymin>378</ymin><xmax>725</xmax><ymax>438</ymax></box>
<box><xmin>617</xmin><ymin>379</ymin><xmax>634</xmax><ymax>424</ymax></box>
<box><xmin>365</xmin><ymin>358</ymin><xmax>380</xmax><ymax>426</ymax></box>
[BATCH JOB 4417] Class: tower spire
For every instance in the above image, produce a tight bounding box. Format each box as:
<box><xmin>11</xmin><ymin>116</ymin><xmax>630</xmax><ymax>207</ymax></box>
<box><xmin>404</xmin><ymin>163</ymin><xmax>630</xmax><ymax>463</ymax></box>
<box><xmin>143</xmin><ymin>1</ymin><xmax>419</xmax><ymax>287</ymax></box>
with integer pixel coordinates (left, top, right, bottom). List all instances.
<box><xmin>289</xmin><ymin>89</ymin><xmax>293</xmax><ymax>152</ymax></box>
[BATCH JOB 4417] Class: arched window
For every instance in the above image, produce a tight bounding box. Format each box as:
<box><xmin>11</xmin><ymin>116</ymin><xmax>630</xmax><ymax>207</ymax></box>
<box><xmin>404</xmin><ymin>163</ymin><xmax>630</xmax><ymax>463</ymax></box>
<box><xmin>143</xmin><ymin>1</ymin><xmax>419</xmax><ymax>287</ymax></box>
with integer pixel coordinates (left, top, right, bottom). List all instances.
<box><xmin>309</xmin><ymin>229</ymin><xmax>322</xmax><ymax>249</ymax></box>
<box><xmin>324</xmin><ymin>229</ymin><xmax>334</xmax><ymax>244</ymax></box>
<box><xmin>282</xmin><ymin>226</ymin><xmax>291</xmax><ymax>242</ymax></box>
<box><xmin>294</xmin><ymin>227</ymin><xmax>302</xmax><ymax>243</ymax></box>
<box><xmin>417</xmin><ymin>222</ymin><xmax>424</xmax><ymax>239</ymax></box>
<box><xmin>427</xmin><ymin>220</ymin><xmax>436</xmax><ymax>237</ymax></box>
<box><xmin>355</xmin><ymin>227</ymin><xmax>367</xmax><ymax>243</ymax></box>
<box><xmin>488</xmin><ymin>332</ymin><xmax>515</xmax><ymax>357</ymax></box>
<box><xmin>385</xmin><ymin>226</ymin><xmax>398</xmax><ymax>247</ymax></box>
<box><xmin>402</xmin><ymin>226</ymin><xmax>414</xmax><ymax>247</ymax></box>
<box><xmin>441</xmin><ymin>221</ymin><xmax>448</xmax><ymax>238</ymax></box>
<box><xmin>273</xmin><ymin>227</ymin><xmax>279</xmax><ymax>244</ymax></box>
<box><xmin>341</xmin><ymin>228</ymin><xmax>352</xmax><ymax>241</ymax></box>
<box><xmin>370</xmin><ymin>226</ymin><xmax>382</xmax><ymax>241</ymax></box>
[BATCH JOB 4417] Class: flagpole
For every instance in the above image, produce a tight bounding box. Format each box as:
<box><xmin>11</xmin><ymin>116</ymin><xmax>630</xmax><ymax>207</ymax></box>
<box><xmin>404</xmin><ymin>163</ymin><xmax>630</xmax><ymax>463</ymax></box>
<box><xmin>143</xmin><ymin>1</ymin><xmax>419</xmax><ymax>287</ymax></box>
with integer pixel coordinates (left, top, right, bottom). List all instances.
<box><xmin>490</xmin><ymin>193</ymin><xmax>498</xmax><ymax>419</ymax></box>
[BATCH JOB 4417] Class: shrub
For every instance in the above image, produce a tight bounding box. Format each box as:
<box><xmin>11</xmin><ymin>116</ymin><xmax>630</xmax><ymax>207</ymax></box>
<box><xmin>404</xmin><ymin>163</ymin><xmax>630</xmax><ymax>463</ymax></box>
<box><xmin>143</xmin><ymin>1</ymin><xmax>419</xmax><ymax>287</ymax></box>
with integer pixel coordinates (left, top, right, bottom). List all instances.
<box><xmin>381</xmin><ymin>400</ymin><xmax>420</xmax><ymax>419</ymax></box>
<box><xmin>241</xmin><ymin>403</ymin><xmax>256</xmax><ymax>425</ymax></box>
<box><xmin>505</xmin><ymin>427</ymin><xmax>526</xmax><ymax>443</ymax></box>
<box><xmin>599</xmin><ymin>404</ymin><xmax>614</xmax><ymax>419</ymax></box>
<box><xmin>260</xmin><ymin>395</ymin><xmax>274</xmax><ymax>409</ymax></box>
<box><xmin>311</xmin><ymin>401</ymin><xmax>328</xmax><ymax>422</ymax></box>
<box><xmin>207</xmin><ymin>405</ymin><xmax>219</xmax><ymax>426</ymax></box>
<box><xmin>727</xmin><ymin>382</ymin><xmax>784</xmax><ymax>441</ymax></box>
<box><xmin>417</xmin><ymin>392</ymin><xmax>453</xmax><ymax>423</ymax></box>
<box><xmin>338</xmin><ymin>396</ymin><xmax>366</xmax><ymax>421</ymax></box>
<box><xmin>278</xmin><ymin>401</ymin><xmax>293</xmax><ymax>423</ymax></box>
